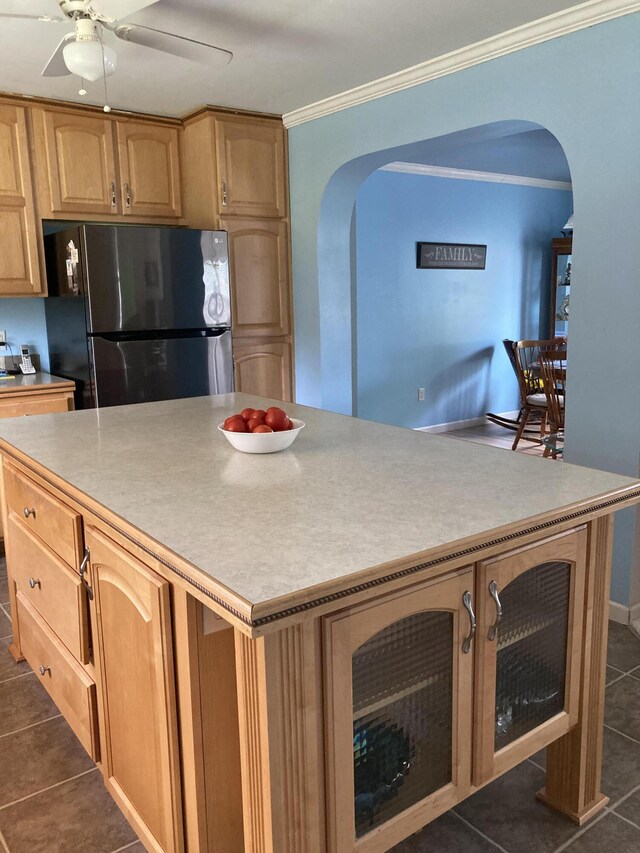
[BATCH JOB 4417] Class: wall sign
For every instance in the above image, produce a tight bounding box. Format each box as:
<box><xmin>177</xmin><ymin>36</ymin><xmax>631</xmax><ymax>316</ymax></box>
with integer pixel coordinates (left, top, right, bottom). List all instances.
<box><xmin>417</xmin><ymin>242</ymin><xmax>487</xmax><ymax>270</ymax></box>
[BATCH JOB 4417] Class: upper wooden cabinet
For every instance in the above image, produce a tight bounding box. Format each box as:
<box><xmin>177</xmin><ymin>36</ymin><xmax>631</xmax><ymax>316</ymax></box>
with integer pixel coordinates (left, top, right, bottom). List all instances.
<box><xmin>181</xmin><ymin>111</ymin><xmax>288</xmax><ymax>226</ymax></box>
<box><xmin>117</xmin><ymin>121</ymin><xmax>181</xmax><ymax>219</ymax></box>
<box><xmin>0</xmin><ymin>104</ymin><xmax>43</xmax><ymax>296</ymax></box>
<box><xmin>216</xmin><ymin>116</ymin><xmax>286</xmax><ymax>218</ymax></box>
<box><xmin>36</xmin><ymin>109</ymin><xmax>117</xmax><ymax>216</ymax></box>
<box><xmin>32</xmin><ymin>107</ymin><xmax>182</xmax><ymax>221</ymax></box>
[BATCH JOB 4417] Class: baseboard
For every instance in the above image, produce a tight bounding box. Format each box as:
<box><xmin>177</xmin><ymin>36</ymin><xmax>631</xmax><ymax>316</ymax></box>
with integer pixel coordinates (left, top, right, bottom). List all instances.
<box><xmin>416</xmin><ymin>411</ymin><xmax>521</xmax><ymax>434</ymax></box>
<box><xmin>609</xmin><ymin>600</ymin><xmax>640</xmax><ymax>625</ymax></box>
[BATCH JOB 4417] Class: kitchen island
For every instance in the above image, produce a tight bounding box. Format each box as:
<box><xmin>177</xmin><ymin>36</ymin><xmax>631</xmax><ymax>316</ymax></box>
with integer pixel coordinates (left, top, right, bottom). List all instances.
<box><xmin>0</xmin><ymin>394</ymin><xmax>638</xmax><ymax>852</ymax></box>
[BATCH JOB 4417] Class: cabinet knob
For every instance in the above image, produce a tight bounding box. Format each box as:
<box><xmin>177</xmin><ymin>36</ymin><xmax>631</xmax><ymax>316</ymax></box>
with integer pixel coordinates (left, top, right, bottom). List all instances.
<box><xmin>23</xmin><ymin>507</ymin><xmax>35</xmax><ymax>519</ymax></box>
<box><xmin>38</xmin><ymin>665</ymin><xmax>51</xmax><ymax>677</ymax></box>
<box><xmin>28</xmin><ymin>577</ymin><xmax>41</xmax><ymax>590</ymax></box>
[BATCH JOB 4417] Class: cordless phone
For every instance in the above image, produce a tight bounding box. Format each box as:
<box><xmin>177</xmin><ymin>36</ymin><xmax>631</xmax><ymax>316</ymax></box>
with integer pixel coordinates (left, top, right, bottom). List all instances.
<box><xmin>19</xmin><ymin>344</ymin><xmax>36</xmax><ymax>375</ymax></box>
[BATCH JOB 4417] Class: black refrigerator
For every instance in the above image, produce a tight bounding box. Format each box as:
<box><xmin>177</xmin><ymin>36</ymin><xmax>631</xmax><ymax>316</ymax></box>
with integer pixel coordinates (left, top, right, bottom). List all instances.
<box><xmin>44</xmin><ymin>224</ymin><xmax>233</xmax><ymax>409</ymax></box>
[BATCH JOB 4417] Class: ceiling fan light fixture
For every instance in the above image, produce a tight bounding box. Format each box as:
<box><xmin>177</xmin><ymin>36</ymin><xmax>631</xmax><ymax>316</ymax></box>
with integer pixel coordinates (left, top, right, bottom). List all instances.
<box><xmin>63</xmin><ymin>38</ymin><xmax>117</xmax><ymax>81</ymax></box>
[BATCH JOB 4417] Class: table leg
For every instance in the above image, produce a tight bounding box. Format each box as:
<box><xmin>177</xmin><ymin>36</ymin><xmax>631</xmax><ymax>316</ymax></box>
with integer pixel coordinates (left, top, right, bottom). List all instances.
<box><xmin>538</xmin><ymin>515</ymin><xmax>613</xmax><ymax>824</ymax></box>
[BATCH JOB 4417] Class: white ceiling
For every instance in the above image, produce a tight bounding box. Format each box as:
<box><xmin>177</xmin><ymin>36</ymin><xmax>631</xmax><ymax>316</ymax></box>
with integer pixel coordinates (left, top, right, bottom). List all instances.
<box><xmin>0</xmin><ymin>0</ymin><xmax>591</xmax><ymax>118</ymax></box>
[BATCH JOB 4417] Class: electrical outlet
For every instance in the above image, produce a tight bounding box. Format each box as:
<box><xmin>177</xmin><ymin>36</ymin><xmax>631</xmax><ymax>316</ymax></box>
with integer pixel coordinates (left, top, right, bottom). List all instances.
<box><xmin>0</xmin><ymin>330</ymin><xmax>6</xmax><ymax>347</ymax></box>
<box><xmin>418</xmin><ymin>387</ymin><xmax>425</xmax><ymax>401</ymax></box>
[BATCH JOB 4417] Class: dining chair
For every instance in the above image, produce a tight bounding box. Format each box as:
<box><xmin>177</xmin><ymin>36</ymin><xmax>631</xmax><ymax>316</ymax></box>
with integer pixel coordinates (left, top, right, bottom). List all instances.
<box><xmin>510</xmin><ymin>338</ymin><xmax>566</xmax><ymax>451</ymax></box>
<box><xmin>539</xmin><ymin>351</ymin><xmax>566</xmax><ymax>459</ymax></box>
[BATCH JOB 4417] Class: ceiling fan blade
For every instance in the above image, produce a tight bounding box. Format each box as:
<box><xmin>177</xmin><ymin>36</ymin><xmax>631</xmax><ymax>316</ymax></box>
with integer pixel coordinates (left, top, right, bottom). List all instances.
<box><xmin>87</xmin><ymin>0</ymin><xmax>159</xmax><ymax>22</ymax></box>
<box><xmin>42</xmin><ymin>33</ymin><xmax>75</xmax><ymax>77</ymax></box>
<box><xmin>114</xmin><ymin>24</ymin><xmax>232</xmax><ymax>66</ymax></box>
<box><xmin>0</xmin><ymin>14</ymin><xmax>65</xmax><ymax>22</ymax></box>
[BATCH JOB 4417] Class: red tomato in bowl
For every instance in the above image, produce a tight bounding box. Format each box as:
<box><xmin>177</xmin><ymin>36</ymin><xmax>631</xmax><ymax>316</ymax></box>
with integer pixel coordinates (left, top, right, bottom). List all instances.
<box><xmin>253</xmin><ymin>424</ymin><xmax>273</xmax><ymax>433</ymax></box>
<box><xmin>240</xmin><ymin>408</ymin><xmax>255</xmax><ymax>422</ymax></box>
<box><xmin>265</xmin><ymin>406</ymin><xmax>289</xmax><ymax>431</ymax></box>
<box><xmin>252</xmin><ymin>409</ymin><xmax>267</xmax><ymax>421</ymax></box>
<box><xmin>247</xmin><ymin>416</ymin><xmax>265</xmax><ymax>432</ymax></box>
<box><xmin>224</xmin><ymin>417</ymin><xmax>248</xmax><ymax>432</ymax></box>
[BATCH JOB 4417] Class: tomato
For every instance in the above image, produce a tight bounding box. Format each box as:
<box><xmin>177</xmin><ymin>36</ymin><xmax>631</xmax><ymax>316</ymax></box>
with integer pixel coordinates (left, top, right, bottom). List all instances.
<box><xmin>252</xmin><ymin>409</ymin><xmax>267</xmax><ymax>421</ymax></box>
<box><xmin>286</xmin><ymin>419</ymin><xmax>294</xmax><ymax>430</ymax></box>
<box><xmin>265</xmin><ymin>406</ymin><xmax>289</xmax><ymax>431</ymax></box>
<box><xmin>224</xmin><ymin>415</ymin><xmax>241</xmax><ymax>429</ymax></box>
<box><xmin>224</xmin><ymin>417</ymin><xmax>247</xmax><ymax>432</ymax></box>
<box><xmin>247</xmin><ymin>416</ymin><xmax>265</xmax><ymax>432</ymax></box>
<box><xmin>240</xmin><ymin>407</ymin><xmax>255</xmax><ymax>422</ymax></box>
<box><xmin>253</xmin><ymin>424</ymin><xmax>273</xmax><ymax>433</ymax></box>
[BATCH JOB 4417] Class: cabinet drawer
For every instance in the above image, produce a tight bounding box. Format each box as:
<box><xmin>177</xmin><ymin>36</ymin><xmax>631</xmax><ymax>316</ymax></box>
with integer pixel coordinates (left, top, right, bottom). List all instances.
<box><xmin>3</xmin><ymin>464</ymin><xmax>83</xmax><ymax>571</ymax></box>
<box><xmin>8</xmin><ymin>514</ymin><xmax>90</xmax><ymax>663</ymax></box>
<box><xmin>0</xmin><ymin>395</ymin><xmax>71</xmax><ymax>419</ymax></box>
<box><xmin>17</xmin><ymin>592</ymin><xmax>99</xmax><ymax>761</ymax></box>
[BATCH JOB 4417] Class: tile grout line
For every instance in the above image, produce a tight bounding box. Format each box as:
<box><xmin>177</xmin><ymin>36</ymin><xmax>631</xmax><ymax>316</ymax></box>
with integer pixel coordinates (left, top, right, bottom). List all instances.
<box><xmin>110</xmin><ymin>842</ymin><xmax>140</xmax><ymax>853</ymax></box>
<box><xmin>0</xmin><ymin>604</ymin><xmax>11</xmax><ymax>623</ymax></box>
<box><xmin>549</xmin><ymin>808</ymin><xmax>608</xmax><ymax>853</ymax></box>
<box><xmin>607</xmin><ymin>781</ymin><xmax>640</xmax><ymax>811</ymax></box>
<box><xmin>0</xmin><ymin>671</ymin><xmax>33</xmax><ymax>686</ymax></box>
<box><xmin>0</xmin><ymin>766</ymin><xmax>98</xmax><ymax>812</ymax></box>
<box><xmin>0</xmin><ymin>827</ymin><xmax>9</xmax><ymax>853</ymax></box>
<box><xmin>611</xmin><ymin>811</ymin><xmax>640</xmax><ymax>832</ymax></box>
<box><xmin>0</xmin><ymin>713</ymin><xmax>62</xmax><ymax>739</ymax></box>
<box><xmin>527</xmin><ymin>757</ymin><xmax>546</xmax><ymax>772</ymax></box>
<box><xmin>450</xmin><ymin>808</ymin><xmax>512</xmax><ymax>853</ymax></box>
<box><xmin>603</xmin><ymin>722</ymin><xmax>640</xmax><ymax>746</ymax></box>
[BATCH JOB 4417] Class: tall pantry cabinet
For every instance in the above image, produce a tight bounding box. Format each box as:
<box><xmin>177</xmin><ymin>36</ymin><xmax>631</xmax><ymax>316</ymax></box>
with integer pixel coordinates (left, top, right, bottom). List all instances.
<box><xmin>181</xmin><ymin>110</ymin><xmax>294</xmax><ymax>402</ymax></box>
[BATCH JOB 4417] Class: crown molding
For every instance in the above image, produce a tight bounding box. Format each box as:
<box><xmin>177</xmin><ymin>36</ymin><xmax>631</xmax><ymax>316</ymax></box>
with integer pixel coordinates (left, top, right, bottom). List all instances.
<box><xmin>283</xmin><ymin>0</ymin><xmax>640</xmax><ymax>128</ymax></box>
<box><xmin>381</xmin><ymin>161</ymin><xmax>573</xmax><ymax>190</ymax></box>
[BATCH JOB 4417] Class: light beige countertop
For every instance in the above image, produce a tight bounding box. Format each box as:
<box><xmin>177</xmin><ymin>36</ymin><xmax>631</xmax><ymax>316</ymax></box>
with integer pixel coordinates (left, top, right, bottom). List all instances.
<box><xmin>0</xmin><ymin>394</ymin><xmax>638</xmax><ymax>619</ymax></box>
<box><xmin>0</xmin><ymin>372</ymin><xmax>75</xmax><ymax>394</ymax></box>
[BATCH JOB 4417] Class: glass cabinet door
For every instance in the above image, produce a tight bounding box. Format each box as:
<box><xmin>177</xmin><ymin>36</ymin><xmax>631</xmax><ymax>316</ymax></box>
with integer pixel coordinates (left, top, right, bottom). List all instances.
<box><xmin>324</xmin><ymin>568</ymin><xmax>474</xmax><ymax>853</ymax></box>
<box><xmin>550</xmin><ymin>236</ymin><xmax>572</xmax><ymax>337</ymax></box>
<box><xmin>473</xmin><ymin>528</ymin><xmax>587</xmax><ymax>786</ymax></box>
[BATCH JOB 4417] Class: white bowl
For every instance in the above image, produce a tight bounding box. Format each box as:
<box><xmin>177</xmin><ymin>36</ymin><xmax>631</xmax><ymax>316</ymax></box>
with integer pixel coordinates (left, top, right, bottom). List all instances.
<box><xmin>218</xmin><ymin>418</ymin><xmax>305</xmax><ymax>454</ymax></box>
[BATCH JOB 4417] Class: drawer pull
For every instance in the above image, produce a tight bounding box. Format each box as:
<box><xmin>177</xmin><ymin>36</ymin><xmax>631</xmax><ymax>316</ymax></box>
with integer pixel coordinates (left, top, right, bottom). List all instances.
<box><xmin>462</xmin><ymin>591</ymin><xmax>476</xmax><ymax>654</ymax></box>
<box><xmin>38</xmin><ymin>665</ymin><xmax>51</xmax><ymax>677</ymax></box>
<box><xmin>488</xmin><ymin>580</ymin><xmax>503</xmax><ymax>641</ymax></box>
<box><xmin>23</xmin><ymin>507</ymin><xmax>36</xmax><ymax>518</ymax></box>
<box><xmin>79</xmin><ymin>546</ymin><xmax>94</xmax><ymax>601</ymax></box>
<box><xmin>28</xmin><ymin>577</ymin><xmax>41</xmax><ymax>590</ymax></box>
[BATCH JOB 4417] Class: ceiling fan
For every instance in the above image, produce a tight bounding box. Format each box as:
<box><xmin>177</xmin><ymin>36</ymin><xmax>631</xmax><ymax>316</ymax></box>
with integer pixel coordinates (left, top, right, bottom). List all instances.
<box><xmin>0</xmin><ymin>1</ymin><xmax>232</xmax><ymax>85</ymax></box>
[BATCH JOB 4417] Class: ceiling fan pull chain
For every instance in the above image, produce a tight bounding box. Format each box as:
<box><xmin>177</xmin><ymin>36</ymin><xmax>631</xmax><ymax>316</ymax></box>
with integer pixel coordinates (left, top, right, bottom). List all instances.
<box><xmin>98</xmin><ymin>27</ymin><xmax>112</xmax><ymax>112</ymax></box>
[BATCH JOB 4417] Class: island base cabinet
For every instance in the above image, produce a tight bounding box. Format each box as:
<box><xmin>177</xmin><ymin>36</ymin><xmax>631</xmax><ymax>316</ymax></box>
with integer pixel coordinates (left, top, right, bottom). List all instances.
<box><xmin>324</xmin><ymin>568</ymin><xmax>475</xmax><ymax>853</ymax></box>
<box><xmin>87</xmin><ymin>526</ymin><xmax>184</xmax><ymax>853</ymax></box>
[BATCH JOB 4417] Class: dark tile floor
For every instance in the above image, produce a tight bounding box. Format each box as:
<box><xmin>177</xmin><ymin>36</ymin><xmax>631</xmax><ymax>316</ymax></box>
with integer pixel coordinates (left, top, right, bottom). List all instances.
<box><xmin>1</xmin><ymin>554</ymin><xmax>639</xmax><ymax>852</ymax></box>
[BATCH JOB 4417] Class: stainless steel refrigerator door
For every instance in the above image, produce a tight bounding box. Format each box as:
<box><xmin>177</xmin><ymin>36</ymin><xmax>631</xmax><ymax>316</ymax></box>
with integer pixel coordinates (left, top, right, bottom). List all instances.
<box><xmin>90</xmin><ymin>331</ymin><xmax>233</xmax><ymax>408</ymax></box>
<box><xmin>80</xmin><ymin>226</ymin><xmax>230</xmax><ymax>333</ymax></box>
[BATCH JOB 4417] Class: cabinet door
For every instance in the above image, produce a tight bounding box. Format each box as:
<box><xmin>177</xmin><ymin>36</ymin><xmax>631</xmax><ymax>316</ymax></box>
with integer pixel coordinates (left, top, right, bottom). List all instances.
<box><xmin>0</xmin><ymin>104</ymin><xmax>43</xmax><ymax>295</ymax></box>
<box><xmin>216</xmin><ymin>117</ymin><xmax>286</xmax><ymax>218</ymax></box>
<box><xmin>40</xmin><ymin>110</ymin><xmax>118</xmax><ymax>216</ymax></box>
<box><xmin>324</xmin><ymin>569</ymin><xmax>474</xmax><ymax>852</ymax></box>
<box><xmin>117</xmin><ymin>121</ymin><xmax>181</xmax><ymax>218</ymax></box>
<box><xmin>473</xmin><ymin>528</ymin><xmax>586</xmax><ymax>785</ymax></box>
<box><xmin>88</xmin><ymin>526</ymin><xmax>184</xmax><ymax>853</ymax></box>
<box><xmin>224</xmin><ymin>217</ymin><xmax>291</xmax><ymax>337</ymax></box>
<box><xmin>233</xmin><ymin>339</ymin><xmax>293</xmax><ymax>402</ymax></box>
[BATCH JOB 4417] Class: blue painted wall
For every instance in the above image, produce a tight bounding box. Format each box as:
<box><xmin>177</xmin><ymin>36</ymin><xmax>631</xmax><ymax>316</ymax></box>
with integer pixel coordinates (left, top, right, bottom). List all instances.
<box><xmin>355</xmin><ymin>170</ymin><xmax>572</xmax><ymax>428</ymax></box>
<box><xmin>288</xmin><ymin>14</ymin><xmax>640</xmax><ymax>606</ymax></box>
<box><xmin>0</xmin><ymin>299</ymin><xmax>49</xmax><ymax>371</ymax></box>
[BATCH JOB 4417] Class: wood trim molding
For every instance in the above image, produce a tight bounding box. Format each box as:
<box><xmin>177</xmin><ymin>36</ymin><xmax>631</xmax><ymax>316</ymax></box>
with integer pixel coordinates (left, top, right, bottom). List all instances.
<box><xmin>381</xmin><ymin>162</ymin><xmax>573</xmax><ymax>192</ymax></box>
<box><xmin>283</xmin><ymin>0</ymin><xmax>640</xmax><ymax>127</ymax></box>
<box><xmin>0</xmin><ymin>90</ymin><xmax>182</xmax><ymax>125</ymax></box>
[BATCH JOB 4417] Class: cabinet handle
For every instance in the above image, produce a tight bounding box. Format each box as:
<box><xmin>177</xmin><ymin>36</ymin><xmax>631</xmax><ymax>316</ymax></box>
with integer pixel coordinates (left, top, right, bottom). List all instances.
<box><xmin>23</xmin><ymin>506</ymin><xmax>35</xmax><ymax>519</ymax></box>
<box><xmin>221</xmin><ymin>180</ymin><xmax>228</xmax><ymax>207</ymax></box>
<box><xmin>79</xmin><ymin>546</ymin><xmax>94</xmax><ymax>601</ymax></box>
<box><xmin>462</xmin><ymin>591</ymin><xmax>476</xmax><ymax>654</ymax></box>
<box><xmin>124</xmin><ymin>182</ymin><xmax>131</xmax><ymax>208</ymax></box>
<box><xmin>28</xmin><ymin>577</ymin><xmax>41</xmax><ymax>590</ymax></box>
<box><xmin>488</xmin><ymin>580</ymin><xmax>503</xmax><ymax>641</ymax></box>
<box><xmin>38</xmin><ymin>665</ymin><xmax>51</xmax><ymax>677</ymax></box>
<box><xmin>110</xmin><ymin>180</ymin><xmax>117</xmax><ymax>208</ymax></box>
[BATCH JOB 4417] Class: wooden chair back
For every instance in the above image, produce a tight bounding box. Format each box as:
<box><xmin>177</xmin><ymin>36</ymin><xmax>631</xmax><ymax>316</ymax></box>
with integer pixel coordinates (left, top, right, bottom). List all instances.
<box><xmin>512</xmin><ymin>338</ymin><xmax>566</xmax><ymax>404</ymax></box>
<box><xmin>539</xmin><ymin>350</ymin><xmax>566</xmax><ymax>434</ymax></box>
